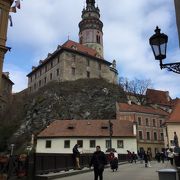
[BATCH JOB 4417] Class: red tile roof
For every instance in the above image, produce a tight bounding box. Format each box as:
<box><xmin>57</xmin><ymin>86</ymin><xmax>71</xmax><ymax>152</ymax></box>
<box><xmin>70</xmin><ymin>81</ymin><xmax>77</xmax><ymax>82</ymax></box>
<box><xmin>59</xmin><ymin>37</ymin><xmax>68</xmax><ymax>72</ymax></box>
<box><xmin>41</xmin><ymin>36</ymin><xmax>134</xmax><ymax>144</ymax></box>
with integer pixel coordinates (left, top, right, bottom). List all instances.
<box><xmin>166</xmin><ymin>99</ymin><xmax>180</xmax><ymax>123</ymax></box>
<box><xmin>62</xmin><ymin>40</ymin><xmax>99</xmax><ymax>58</ymax></box>
<box><xmin>27</xmin><ymin>40</ymin><xmax>111</xmax><ymax>77</ymax></box>
<box><xmin>37</xmin><ymin>119</ymin><xmax>135</xmax><ymax>138</ymax></box>
<box><xmin>117</xmin><ymin>103</ymin><xmax>168</xmax><ymax>116</ymax></box>
<box><xmin>146</xmin><ymin>89</ymin><xmax>171</xmax><ymax>106</ymax></box>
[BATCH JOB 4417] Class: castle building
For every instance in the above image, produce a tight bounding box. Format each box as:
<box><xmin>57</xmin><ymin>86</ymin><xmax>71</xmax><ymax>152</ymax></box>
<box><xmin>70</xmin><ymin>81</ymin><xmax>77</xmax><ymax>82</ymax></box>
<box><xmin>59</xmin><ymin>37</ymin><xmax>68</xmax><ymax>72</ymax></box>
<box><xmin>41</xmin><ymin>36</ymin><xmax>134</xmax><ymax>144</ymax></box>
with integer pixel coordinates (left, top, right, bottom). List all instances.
<box><xmin>27</xmin><ymin>0</ymin><xmax>118</xmax><ymax>93</ymax></box>
<box><xmin>0</xmin><ymin>0</ymin><xmax>13</xmax><ymax>96</ymax></box>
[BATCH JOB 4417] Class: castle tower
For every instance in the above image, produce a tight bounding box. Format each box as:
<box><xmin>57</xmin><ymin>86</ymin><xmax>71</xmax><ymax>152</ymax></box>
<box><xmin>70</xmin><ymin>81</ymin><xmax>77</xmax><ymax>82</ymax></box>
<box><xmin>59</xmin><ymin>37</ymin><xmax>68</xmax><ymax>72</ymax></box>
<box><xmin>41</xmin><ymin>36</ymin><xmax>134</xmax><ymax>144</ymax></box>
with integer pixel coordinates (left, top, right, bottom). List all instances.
<box><xmin>79</xmin><ymin>0</ymin><xmax>104</xmax><ymax>58</ymax></box>
<box><xmin>0</xmin><ymin>0</ymin><xmax>13</xmax><ymax>95</ymax></box>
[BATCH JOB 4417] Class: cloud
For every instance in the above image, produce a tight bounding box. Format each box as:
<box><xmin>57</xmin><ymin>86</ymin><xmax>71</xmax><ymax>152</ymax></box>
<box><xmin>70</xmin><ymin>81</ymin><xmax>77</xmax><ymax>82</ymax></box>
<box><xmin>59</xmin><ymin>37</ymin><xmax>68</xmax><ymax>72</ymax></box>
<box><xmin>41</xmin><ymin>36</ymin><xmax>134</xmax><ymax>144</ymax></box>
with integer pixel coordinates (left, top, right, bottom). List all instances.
<box><xmin>5</xmin><ymin>0</ymin><xmax>180</xmax><ymax>98</ymax></box>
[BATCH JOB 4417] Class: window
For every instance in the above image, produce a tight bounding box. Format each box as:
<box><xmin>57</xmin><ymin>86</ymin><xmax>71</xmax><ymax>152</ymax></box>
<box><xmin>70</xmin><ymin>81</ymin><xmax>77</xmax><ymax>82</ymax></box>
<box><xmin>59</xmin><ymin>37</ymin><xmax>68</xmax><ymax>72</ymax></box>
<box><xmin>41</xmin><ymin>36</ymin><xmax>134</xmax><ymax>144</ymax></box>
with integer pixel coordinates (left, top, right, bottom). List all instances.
<box><xmin>96</xmin><ymin>35</ymin><xmax>100</xmax><ymax>43</ymax></box>
<box><xmin>44</xmin><ymin>77</ymin><xmax>47</xmax><ymax>84</ymax></box>
<box><xmin>90</xmin><ymin>140</ymin><xmax>96</xmax><ymax>148</ymax></box>
<box><xmin>146</xmin><ymin>132</ymin><xmax>150</xmax><ymax>140</ymax></box>
<box><xmin>146</xmin><ymin>118</ymin><xmax>149</xmax><ymax>126</ymax></box>
<box><xmin>45</xmin><ymin>65</ymin><xmax>47</xmax><ymax>72</ymax></box>
<box><xmin>45</xmin><ymin>140</ymin><xmax>51</xmax><ymax>148</ymax></box>
<box><xmin>154</xmin><ymin>132</ymin><xmax>157</xmax><ymax>141</ymax></box>
<box><xmin>39</xmin><ymin>80</ymin><xmax>41</xmax><ymax>87</ymax></box>
<box><xmin>72</xmin><ymin>54</ymin><xmax>76</xmax><ymax>63</ymax></box>
<box><xmin>51</xmin><ymin>61</ymin><xmax>53</xmax><ymax>68</ymax></box>
<box><xmin>106</xmin><ymin>140</ymin><xmax>111</xmax><ymax>149</ymax></box>
<box><xmin>87</xmin><ymin>71</ymin><xmax>90</xmax><ymax>78</ymax></box>
<box><xmin>98</xmin><ymin>63</ymin><xmax>101</xmax><ymax>70</ymax></box>
<box><xmin>72</xmin><ymin>67</ymin><xmax>75</xmax><ymax>76</ymax></box>
<box><xmin>30</xmin><ymin>77</ymin><xmax>32</xmax><ymax>82</ymax></box>
<box><xmin>35</xmin><ymin>73</ymin><xmax>37</xmax><ymax>79</ymax></box>
<box><xmin>57</xmin><ymin>56</ymin><xmax>60</xmax><ymax>63</ymax></box>
<box><xmin>138</xmin><ymin>131</ymin><xmax>143</xmax><ymax>140</ymax></box>
<box><xmin>64</xmin><ymin>140</ymin><xmax>70</xmax><ymax>148</ymax></box>
<box><xmin>80</xmin><ymin>37</ymin><xmax>83</xmax><ymax>44</ymax></box>
<box><xmin>159</xmin><ymin>120</ymin><xmax>162</xmax><ymax>127</ymax></box>
<box><xmin>40</xmin><ymin>69</ymin><xmax>42</xmax><ymax>76</ymax></box>
<box><xmin>50</xmin><ymin>73</ymin><xmax>52</xmax><ymax>80</ymax></box>
<box><xmin>117</xmin><ymin>140</ymin><xmax>124</xmax><ymax>148</ymax></box>
<box><xmin>160</xmin><ymin>133</ymin><xmax>164</xmax><ymax>141</ymax></box>
<box><xmin>77</xmin><ymin>140</ymin><xmax>83</xmax><ymax>148</ymax></box>
<box><xmin>34</xmin><ymin>83</ymin><xmax>36</xmax><ymax>90</ymax></box>
<box><xmin>57</xmin><ymin>68</ymin><xmax>59</xmax><ymax>76</ymax></box>
<box><xmin>153</xmin><ymin>119</ymin><xmax>156</xmax><ymax>127</ymax></box>
<box><xmin>138</xmin><ymin>117</ymin><xmax>142</xmax><ymax>125</ymax></box>
<box><xmin>87</xmin><ymin>59</ymin><xmax>90</xmax><ymax>66</ymax></box>
<box><xmin>154</xmin><ymin>148</ymin><xmax>158</xmax><ymax>154</ymax></box>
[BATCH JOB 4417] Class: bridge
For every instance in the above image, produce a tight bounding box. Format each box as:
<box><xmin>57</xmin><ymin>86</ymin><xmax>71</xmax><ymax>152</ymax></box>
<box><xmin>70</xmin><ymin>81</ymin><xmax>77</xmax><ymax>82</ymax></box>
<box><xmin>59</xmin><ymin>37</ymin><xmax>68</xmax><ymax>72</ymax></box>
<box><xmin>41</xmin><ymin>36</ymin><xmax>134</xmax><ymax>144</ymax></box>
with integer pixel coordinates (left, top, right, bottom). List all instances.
<box><xmin>38</xmin><ymin>161</ymin><xmax>177</xmax><ymax>180</ymax></box>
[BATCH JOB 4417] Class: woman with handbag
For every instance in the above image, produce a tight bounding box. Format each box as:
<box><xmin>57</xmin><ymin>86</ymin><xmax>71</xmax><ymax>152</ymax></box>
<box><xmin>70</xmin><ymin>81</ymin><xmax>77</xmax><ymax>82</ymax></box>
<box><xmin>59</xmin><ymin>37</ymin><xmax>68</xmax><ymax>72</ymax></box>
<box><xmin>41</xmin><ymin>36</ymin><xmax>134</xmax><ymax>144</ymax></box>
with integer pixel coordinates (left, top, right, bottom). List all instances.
<box><xmin>90</xmin><ymin>146</ymin><xmax>107</xmax><ymax>180</ymax></box>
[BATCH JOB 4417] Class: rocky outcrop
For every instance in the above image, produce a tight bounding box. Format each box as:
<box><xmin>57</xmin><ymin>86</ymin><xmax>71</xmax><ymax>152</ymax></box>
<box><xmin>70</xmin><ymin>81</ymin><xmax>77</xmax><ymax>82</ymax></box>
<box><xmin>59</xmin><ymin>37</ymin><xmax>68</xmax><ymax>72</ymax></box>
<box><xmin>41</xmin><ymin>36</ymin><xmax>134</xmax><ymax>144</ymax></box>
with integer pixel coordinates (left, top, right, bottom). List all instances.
<box><xmin>0</xmin><ymin>79</ymin><xmax>127</xmax><ymax>152</ymax></box>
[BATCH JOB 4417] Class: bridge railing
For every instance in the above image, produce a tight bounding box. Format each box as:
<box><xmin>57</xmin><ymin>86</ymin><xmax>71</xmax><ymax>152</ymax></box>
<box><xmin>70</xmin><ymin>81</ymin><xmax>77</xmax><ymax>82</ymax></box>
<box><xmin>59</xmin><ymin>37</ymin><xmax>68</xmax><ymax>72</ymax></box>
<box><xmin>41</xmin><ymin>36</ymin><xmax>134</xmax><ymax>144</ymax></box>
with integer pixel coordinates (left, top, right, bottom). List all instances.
<box><xmin>35</xmin><ymin>153</ymin><xmax>128</xmax><ymax>175</ymax></box>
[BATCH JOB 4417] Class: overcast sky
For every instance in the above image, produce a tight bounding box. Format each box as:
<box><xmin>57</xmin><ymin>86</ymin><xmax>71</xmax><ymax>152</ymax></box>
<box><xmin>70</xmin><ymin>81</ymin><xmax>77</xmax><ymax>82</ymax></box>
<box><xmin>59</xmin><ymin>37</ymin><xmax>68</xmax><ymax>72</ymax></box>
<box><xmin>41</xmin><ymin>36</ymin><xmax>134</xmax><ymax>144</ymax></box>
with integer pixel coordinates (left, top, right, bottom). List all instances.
<box><xmin>4</xmin><ymin>0</ymin><xmax>180</xmax><ymax>98</ymax></box>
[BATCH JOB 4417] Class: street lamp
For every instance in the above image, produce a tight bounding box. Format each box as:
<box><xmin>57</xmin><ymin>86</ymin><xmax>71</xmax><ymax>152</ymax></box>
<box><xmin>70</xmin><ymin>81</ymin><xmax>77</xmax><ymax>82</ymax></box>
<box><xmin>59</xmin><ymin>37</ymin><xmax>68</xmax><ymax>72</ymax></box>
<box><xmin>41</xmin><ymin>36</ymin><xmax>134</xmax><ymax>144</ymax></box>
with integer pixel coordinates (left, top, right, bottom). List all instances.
<box><xmin>149</xmin><ymin>26</ymin><xmax>180</xmax><ymax>74</ymax></box>
<box><xmin>109</xmin><ymin>120</ymin><xmax>113</xmax><ymax>149</ymax></box>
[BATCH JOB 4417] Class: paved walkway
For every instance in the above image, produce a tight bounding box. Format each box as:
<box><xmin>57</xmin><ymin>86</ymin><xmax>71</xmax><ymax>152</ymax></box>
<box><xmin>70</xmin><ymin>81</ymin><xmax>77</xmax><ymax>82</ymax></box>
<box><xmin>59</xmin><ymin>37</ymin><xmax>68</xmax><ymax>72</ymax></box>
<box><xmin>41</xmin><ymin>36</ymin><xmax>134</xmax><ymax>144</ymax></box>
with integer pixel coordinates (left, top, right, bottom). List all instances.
<box><xmin>53</xmin><ymin>161</ymin><xmax>177</xmax><ymax>180</ymax></box>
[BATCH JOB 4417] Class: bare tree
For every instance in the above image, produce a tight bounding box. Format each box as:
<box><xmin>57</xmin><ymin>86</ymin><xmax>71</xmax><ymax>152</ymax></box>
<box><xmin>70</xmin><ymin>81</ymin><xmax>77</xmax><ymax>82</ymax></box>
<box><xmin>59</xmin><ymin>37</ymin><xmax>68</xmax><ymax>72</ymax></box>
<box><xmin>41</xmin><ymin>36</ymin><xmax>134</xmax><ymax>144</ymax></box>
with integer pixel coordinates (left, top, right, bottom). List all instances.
<box><xmin>119</xmin><ymin>77</ymin><xmax>152</xmax><ymax>104</ymax></box>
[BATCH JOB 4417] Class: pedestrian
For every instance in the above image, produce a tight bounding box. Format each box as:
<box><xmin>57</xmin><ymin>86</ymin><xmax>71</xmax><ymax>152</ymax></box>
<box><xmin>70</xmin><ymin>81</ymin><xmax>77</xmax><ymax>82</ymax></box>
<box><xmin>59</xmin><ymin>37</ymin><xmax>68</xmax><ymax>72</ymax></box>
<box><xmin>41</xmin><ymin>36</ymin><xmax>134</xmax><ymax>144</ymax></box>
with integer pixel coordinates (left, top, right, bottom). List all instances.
<box><xmin>167</xmin><ymin>148</ymin><xmax>174</xmax><ymax>166</ymax></box>
<box><xmin>89</xmin><ymin>146</ymin><xmax>107</xmax><ymax>180</ymax></box>
<box><xmin>155</xmin><ymin>151</ymin><xmax>161</xmax><ymax>163</ymax></box>
<box><xmin>143</xmin><ymin>151</ymin><xmax>148</xmax><ymax>167</ymax></box>
<box><xmin>147</xmin><ymin>150</ymin><xmax>152</xmax><ymax>167</ymax></box>
<box><xmin>72</xmin><ymin>144</ymin><xmax>81</xmax><ymax>170</ymax></box>
<box><xmin>174</xmin><ymin>131</ymin><xmax>179</xmax><ymax>147</ymax></box>
<box><xmin>127</xmin><ymin>150</ymin><xmax>132</xmax><ymax>163</ymax></box>
<box><xmin>108</xmin><ymin>151</ymin><xmax>118</xmax><ymax>171</ymax></box>
<box><xmin>160</xmin><ymin>151</ymin><xmax>165</xmax><ymax>163</ymax></box>
<box><xmin>138</xmin><ymin>149</ymin><xmax>144</xmax><ymax>164</ymax></box>
<box><xmin>131</xmin><ymin>152</ymin><xmax>137</xmax><ymax>163</ymax></box>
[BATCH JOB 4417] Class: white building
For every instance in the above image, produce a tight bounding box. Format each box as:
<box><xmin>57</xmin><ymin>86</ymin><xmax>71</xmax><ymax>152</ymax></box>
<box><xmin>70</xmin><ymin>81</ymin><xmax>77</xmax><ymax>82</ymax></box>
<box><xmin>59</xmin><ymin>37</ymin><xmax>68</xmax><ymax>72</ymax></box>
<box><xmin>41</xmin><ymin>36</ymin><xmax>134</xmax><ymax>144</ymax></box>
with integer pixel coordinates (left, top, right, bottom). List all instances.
<box><xmin>36</xmin><ymin>119</ymin><xmax>137</xmax><ymax>154</ymax></box>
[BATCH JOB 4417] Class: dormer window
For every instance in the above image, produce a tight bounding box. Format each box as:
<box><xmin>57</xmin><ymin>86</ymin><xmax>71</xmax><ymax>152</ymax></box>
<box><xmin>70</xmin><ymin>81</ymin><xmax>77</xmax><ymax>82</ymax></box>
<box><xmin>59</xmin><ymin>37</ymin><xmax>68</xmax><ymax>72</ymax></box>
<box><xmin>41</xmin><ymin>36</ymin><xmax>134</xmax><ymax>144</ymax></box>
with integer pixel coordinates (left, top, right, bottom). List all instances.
<box><xmin>67</xmin><ymin>124</ymin><xmax>75</xmax><ymax>129</ymax></box>
<box><xmin>71</xmin><ymin>45</ymin><xmax>77</xmax><ymax>50</ymax></box>
<box><xmin>101</xmin><ymin>123</ymin><xmax>108</xmax><ymax>129</ymax></box>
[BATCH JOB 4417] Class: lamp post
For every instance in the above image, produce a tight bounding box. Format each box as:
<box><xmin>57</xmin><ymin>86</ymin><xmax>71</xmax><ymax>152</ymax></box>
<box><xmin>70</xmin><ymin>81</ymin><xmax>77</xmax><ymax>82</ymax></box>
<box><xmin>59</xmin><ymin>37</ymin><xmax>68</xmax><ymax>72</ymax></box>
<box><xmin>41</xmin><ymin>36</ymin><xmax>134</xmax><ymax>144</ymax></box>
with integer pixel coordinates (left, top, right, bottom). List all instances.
<box><xmin>10</xmin><ymin>144</ymin><xmax>15</xmax><ymax>156</ymax></box>
<box><xmin>149</xmin><ymin>26</ymin><xmax>180</xmax><ymax>74</ymax></box>
<box><xmin>109</xmin><ymin>120</ymin><xmax>113</xmax><ymax>149</ymax></box>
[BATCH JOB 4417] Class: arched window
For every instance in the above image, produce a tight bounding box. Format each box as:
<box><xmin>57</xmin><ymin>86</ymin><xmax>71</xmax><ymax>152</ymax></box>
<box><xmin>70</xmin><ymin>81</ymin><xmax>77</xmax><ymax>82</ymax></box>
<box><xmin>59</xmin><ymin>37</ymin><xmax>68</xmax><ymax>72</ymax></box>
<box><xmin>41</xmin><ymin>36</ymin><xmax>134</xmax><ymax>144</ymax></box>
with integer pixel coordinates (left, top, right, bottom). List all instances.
<box><xmin>80</xmin><ymin>37</ymin><xmax>83</xmax><ymax>44</ymax></box>
<box><xmin>96</xmin><ymin>35</ymin><xmax>100</xmax><ymax>43</ymax></box>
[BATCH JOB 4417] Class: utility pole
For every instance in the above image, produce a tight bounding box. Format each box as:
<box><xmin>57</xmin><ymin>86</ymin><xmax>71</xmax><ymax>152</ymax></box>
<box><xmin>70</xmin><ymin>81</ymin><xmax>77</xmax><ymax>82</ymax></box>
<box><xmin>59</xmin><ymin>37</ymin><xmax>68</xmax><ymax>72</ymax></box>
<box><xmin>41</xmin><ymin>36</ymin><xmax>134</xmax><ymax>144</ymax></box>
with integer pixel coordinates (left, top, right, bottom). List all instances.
<box><xmin>109</xmin><ymin>120</ymin><xmax>113</xmax><ymax>149</ymax></box>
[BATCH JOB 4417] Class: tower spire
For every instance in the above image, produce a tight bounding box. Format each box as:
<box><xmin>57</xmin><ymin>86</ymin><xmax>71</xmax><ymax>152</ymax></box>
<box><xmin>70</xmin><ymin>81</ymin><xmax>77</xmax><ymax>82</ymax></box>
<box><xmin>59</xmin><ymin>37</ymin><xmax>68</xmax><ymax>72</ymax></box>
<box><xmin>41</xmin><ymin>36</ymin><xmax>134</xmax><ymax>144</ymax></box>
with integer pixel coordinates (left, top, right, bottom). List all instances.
<box><xmin>79</xmin><ymin>0</ymin><xmax>104</xmax><ymax>58</ymax></box>
<box><xmin>86</xmin><ymin>0</ymin><xmax>95</xmax><ymax>6</ymax></box>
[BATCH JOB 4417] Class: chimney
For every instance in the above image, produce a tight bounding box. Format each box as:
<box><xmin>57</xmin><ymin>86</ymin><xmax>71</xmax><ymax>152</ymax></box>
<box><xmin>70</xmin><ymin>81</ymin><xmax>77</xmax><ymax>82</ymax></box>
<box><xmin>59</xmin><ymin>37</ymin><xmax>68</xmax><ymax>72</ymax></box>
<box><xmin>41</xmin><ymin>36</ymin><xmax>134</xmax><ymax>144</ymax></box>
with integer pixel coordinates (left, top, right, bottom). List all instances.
<box><xmin>3</xmin><ymin>72</ymin><xmax>9</xmax><ymax>78</ymax></box>
<box><xmin>57</xmin><ymin>45</ymin><xmax>61</xmax><ymax>50</ymax></box>
<box><xmin>133</xmin><ymin>121</ymin><xmax>137</xmax><ymax>136</ymax></box>
<box><xmin>48</xmin><ymin>53</ymin><xmax>52</xmax><ymax>57</ymax></box>
<box><xmin>39</xmin><ymin>60</ymin><xmax>43</xmax><ymax>65</ymax></box>
<box><xmin>166</xmin><ymin>91</ymin><xmax>170</xmax><ymax>102</ymax></box>
<box><xmin>32</xmin><ymin>66</ymin><xmax>36</xmax><ymax>70</ymax></box>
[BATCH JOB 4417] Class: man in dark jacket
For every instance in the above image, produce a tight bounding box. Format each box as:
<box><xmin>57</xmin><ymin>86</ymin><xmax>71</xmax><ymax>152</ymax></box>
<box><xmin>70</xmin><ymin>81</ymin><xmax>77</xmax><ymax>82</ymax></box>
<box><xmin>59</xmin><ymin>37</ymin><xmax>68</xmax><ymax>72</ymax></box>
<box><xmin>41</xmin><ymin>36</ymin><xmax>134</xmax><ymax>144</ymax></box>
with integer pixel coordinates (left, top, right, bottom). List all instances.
<box><xmin>72</xmin><ymin>144</ymin><xmax>81</xmax><ymax>169</ymax></box>
<box><xmin>90</xmin><ymin>146</ymin><xmax>107</xmax><ymax>180</ymax></box>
